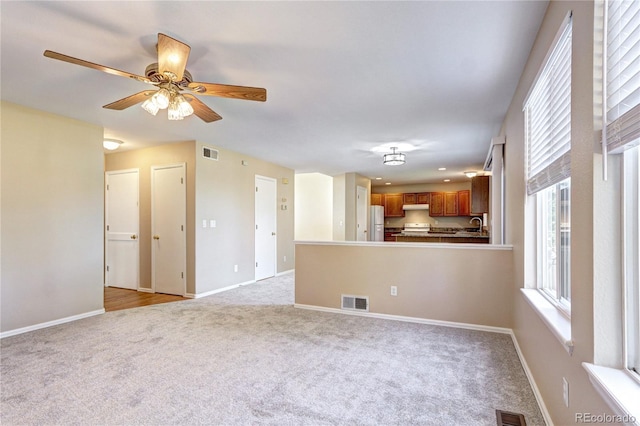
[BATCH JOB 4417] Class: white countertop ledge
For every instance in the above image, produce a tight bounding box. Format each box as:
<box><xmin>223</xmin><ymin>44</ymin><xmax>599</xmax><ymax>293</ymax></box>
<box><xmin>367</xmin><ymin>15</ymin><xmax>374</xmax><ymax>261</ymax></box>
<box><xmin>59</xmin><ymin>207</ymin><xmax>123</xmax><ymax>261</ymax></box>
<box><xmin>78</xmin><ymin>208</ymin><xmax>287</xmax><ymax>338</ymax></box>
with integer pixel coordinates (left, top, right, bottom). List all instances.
<box><xmin>294</xmin><ymin>240</ymin><xmax>513</xmax><ymax>250</ymax></box>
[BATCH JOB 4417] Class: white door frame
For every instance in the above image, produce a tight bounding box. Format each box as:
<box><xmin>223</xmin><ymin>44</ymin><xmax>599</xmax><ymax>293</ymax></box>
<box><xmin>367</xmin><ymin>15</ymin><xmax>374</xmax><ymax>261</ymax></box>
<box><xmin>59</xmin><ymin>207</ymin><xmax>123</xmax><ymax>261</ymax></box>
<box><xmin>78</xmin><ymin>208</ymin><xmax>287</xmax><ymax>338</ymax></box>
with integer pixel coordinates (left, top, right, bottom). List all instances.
<box><xmin>105</xmin><ymin>168</ymin><xmax>140</xmax><ymax>289</ymax></box>
<box><xmin>356</xmin><ymin>185</ymin><xmax>368</xmax><ymax>241</ymax></box>
<box><xmin>255</xmin><ymin>175</ymin><xmax>277</xmax><ymax>281</ymax></box>
<box><xmin>151</xmin><ymin>163</ymin><xmax>186</xmax><ymax>295</ymax></box>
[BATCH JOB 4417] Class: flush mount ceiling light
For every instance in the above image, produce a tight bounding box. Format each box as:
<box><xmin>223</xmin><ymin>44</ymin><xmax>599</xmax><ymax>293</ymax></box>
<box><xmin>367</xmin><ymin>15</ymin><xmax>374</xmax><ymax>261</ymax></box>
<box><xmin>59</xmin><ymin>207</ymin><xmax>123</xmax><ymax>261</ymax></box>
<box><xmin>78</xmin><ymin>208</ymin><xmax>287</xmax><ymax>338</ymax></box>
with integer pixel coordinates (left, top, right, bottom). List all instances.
<box><xmin>383</xmin><ymin>147</ymin><xmax>406</xmax><ymax>166</ymax></box>
<box><xmin>464</xmin><ymin>171</ymin><xmax>478</xmax><ymax>178</ymax></box>
<box><xmin>103</xmin><ymin>139</ymin><xmax>123</xmax><ymax>150</ymax></box>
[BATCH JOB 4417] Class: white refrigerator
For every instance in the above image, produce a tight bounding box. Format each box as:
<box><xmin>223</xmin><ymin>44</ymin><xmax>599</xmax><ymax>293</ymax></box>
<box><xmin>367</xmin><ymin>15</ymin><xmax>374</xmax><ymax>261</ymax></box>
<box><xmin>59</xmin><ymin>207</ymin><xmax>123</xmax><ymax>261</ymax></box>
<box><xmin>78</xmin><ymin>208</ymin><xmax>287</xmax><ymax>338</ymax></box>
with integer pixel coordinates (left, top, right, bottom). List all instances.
<box><xmin>369</xmin><ymin>205</ymin><xmax>384</xmax><ymax>241</ymax></box>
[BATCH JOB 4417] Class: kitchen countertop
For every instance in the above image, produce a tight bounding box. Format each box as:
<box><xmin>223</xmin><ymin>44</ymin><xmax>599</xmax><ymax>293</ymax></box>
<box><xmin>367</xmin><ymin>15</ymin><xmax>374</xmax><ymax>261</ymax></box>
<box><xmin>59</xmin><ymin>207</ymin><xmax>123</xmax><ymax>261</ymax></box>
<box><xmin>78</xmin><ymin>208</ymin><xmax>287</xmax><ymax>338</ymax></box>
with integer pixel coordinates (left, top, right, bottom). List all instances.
<box><xmin>395</xmin><ymin>231</ymin><xmax>489</xmax><ymax>239</ymax></box>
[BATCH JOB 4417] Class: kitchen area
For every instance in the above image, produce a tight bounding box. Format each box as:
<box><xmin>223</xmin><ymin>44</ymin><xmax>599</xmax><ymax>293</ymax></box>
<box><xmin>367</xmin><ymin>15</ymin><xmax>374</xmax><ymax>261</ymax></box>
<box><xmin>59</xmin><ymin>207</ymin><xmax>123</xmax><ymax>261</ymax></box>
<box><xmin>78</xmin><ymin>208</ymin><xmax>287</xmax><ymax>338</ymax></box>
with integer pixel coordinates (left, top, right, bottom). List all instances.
<box><xmin>369</xmin><ymin>176</ymin><xmax>490</xmax><ymax>244</ymax></box>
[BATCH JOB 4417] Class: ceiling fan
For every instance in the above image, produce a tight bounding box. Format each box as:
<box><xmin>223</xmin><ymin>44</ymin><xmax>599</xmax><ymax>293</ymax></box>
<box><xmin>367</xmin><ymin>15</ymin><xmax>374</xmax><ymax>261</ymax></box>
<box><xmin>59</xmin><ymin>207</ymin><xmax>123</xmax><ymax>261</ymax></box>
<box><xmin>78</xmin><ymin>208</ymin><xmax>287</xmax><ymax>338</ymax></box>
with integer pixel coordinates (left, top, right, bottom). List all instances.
<box><xmin>43</xmin><ymin>33</ymin><xmax>267</xmax><ymax>123</ymax></box>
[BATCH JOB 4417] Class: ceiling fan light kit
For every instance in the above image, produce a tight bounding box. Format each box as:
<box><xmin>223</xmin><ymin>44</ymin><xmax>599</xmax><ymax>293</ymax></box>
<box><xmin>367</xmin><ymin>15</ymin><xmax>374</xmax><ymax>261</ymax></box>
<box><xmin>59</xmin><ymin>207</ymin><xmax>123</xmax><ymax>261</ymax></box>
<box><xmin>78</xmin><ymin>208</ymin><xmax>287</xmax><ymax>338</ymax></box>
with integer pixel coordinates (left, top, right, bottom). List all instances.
<box><xmin>383</xmin><ymin>147</ymin><xmax>406</xmax><ymax>166</ymax></box>
<box><xmin>43</xmin><ymin>33</ymin><xmax>267</xmax><ymax>123</ymax></box>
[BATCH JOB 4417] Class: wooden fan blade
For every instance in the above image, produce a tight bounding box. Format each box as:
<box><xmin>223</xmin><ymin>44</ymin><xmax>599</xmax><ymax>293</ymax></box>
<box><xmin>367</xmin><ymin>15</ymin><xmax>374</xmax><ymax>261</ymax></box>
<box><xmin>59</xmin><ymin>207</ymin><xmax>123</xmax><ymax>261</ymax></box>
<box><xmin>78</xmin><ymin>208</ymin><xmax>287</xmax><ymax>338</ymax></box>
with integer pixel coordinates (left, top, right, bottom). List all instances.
<box><xmin>157</xmin><ymin>33</ymin><xmax>190</xmax><ymax>82</ymax></box>
<box><xmin>43</xmin><ymin>50</ymin><xmax>151</xmax><ymax>84</ymax></box>
<box><xmin>187</xmin><ymin>82</ymin><xmax>267</xmax><ymax>102</ymax></box>
<box><xmin>184</xmin><ymin>95</ymin><xmax>222</xmax><ymax>123</ymax></box>
<box><xmin>103</xmin><ymin>91</ymin><xmax>155</xmax><ymax>110</ymax></box>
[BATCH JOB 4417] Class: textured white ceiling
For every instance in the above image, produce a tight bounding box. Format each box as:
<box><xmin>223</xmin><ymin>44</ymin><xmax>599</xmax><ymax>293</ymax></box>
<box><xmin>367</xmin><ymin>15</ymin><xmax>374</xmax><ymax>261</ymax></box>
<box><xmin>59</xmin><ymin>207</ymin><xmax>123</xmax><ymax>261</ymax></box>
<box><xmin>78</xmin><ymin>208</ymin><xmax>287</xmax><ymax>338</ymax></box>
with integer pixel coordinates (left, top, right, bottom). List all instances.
<box><xmin>0</xmin><ymin>1</ymin><xmax>548</xmax><ymax>185</ymax></box>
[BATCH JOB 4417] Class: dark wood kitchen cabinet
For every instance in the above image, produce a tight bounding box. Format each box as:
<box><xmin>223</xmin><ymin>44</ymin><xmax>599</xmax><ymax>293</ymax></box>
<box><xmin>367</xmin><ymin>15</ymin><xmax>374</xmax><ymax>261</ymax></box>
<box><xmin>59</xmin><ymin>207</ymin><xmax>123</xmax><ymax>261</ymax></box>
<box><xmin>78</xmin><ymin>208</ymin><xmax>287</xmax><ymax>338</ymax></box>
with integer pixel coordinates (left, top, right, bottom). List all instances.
<box><xmin>416</xmin><ymin>192</ymin><xmax>430</xmax><ymax>204</ymax></box>
<box><xmin>444</xmin><ymin>192</ymin><xmax>458</xmax><ymax>216</ymax></box>
<box><xmin>403</xmin><ymin>193</ymin><xmax>416</xmax><ymax>204</ymax></box>
<box><xmin>384</xmin><ymin>193</ymin><xmax>404</xmax><ymax>217</ymax></box>
<box><xmin>471</xmin><ymin>176</ymin><xmax>490</xmax><ymax>215</ymax></box>
<box><xmin>371</xmin><ymin>193</ymin><xmax>383</xmax><ymax>206</ymax></box>
<box><xmin>429</xmin><ymin>192</ymin><xmax>444</xmax><ymax>216</ymax></box>
<box><xmin>458</xmin><ymin>190</ymin><xmax>470</xmax><ymax>216</ymax></box>
<box><xmin>403</xmin><ymin>192</ymin><xmax>429</xmax><ymax>205</ymax></box>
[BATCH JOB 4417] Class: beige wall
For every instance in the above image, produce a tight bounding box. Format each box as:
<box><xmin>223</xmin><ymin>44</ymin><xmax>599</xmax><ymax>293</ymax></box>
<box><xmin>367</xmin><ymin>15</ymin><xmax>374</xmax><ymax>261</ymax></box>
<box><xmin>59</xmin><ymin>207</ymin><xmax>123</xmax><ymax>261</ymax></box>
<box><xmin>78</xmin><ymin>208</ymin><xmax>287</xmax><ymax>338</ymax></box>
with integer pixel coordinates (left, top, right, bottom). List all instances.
<box><xmin>295</xmin><ymin>243</ymin><xmax>514</xmax><ymax>328</ymax></box>
<box><xmin>105</xmin><ymin>141</ymin><xmax>197</xmax><ymax>293</ymax></box>
<box><xmin>294</xmin><ymin>173</ymin><xmax>333</xmax><ymax>241</ymax></box>
<box><xmin>105</xmin><ymin>141</ymin><xmax>295</xmax><ymax>296</ymax></box>
<box><xmin>343</xmin><ymin>172</ymin><xmax>371</xmax><ymax>240</ymax></box>
<box><xmin>332</xmin><ymin>174</ymin><xmax>346</xmax><ymax>240</ymax></box>
<box><xmin>194</xmin><ymin>142</ymin><xmax>295</xmax><ymax>294</ymax></box>
<box><xmin>501</xmin><ymin>1</ymin><xmax>613</xmax><ymax>423</ymax></box>
<box><xmin>1</xmin><ymin>102</ymin><xmax>104</xmax><ymax>333</ymax></box>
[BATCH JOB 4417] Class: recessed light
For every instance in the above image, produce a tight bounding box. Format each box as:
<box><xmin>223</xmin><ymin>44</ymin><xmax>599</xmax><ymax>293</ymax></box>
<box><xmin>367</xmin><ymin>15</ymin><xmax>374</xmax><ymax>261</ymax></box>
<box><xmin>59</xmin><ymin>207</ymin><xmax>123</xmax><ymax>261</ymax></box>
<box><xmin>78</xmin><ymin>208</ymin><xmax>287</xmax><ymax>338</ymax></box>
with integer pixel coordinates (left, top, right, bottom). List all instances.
<box><xmin>444</xmin><ymin>179</ymin><xmax>451</xmax><ymax>182</ymax></box>
<box><xmin>385</xmin><ymin>182</ymin><xmax>391</xmax><ymax>185</ymax></box>
<box><xmin>438</xmin><ymin>167</ymin><xmax>446</xmax><ymax>171</ymax></box>
<box><xmin>375</xmin><ymin>177</ymin><xmax>382</xmax><ymax>180</ymax></box>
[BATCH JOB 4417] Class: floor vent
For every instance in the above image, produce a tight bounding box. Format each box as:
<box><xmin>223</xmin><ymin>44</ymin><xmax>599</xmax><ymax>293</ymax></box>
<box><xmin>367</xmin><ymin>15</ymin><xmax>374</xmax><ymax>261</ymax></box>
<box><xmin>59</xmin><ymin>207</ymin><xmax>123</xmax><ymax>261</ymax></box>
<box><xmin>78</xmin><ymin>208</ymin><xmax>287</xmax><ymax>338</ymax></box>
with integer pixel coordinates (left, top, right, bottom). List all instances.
<box><xmin>341</xmin><ymin>295</ymin><xmax>369</xmax><ymax>312</ymax></box>
<box><xmin>496</xmin><ymin>410</ymin><xmax>526</xmax><ymax>426</ymax></box>
<box><xmin>202</xmin><ymin>146</ymin><xmax>219</xmax><ymax>161</ymax></box>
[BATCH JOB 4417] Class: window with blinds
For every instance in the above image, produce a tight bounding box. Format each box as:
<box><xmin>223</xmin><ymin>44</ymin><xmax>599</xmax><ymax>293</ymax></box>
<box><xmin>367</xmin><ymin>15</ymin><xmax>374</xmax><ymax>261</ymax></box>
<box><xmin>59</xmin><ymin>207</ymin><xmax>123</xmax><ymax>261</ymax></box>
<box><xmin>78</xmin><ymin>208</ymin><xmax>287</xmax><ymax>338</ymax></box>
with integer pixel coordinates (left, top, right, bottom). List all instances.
<box><xmin>605</xmin><ymin>0</ymin><xmax>640</xmax><ymax>153</ymax></box>
<box><xmin>524</xmin><ymin>17</ymin><xmax>572</xmax><ymax>195</ymax></box>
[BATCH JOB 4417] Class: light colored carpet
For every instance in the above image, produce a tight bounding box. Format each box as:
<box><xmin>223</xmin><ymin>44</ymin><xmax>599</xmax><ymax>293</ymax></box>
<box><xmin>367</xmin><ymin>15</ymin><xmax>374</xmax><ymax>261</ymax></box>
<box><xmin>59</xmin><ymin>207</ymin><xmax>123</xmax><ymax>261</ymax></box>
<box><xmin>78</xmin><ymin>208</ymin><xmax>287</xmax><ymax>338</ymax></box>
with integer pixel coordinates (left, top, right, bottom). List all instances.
<box><xmin>1</xmin><ymin>273</ymin><xmax>544</xmax><ymax>425</ymax></box>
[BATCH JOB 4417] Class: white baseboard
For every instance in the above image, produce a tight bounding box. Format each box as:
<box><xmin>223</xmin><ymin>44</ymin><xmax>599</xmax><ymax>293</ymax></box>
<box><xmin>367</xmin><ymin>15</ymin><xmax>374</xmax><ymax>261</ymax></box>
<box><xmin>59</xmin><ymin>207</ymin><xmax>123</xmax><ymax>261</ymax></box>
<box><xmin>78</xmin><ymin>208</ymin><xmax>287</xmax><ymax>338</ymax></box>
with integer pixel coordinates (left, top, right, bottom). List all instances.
<box><xmin>137</xmin><ymin>287</ymin><xmax>153</xmax><ymax>293</ymax></box>
<box><xmin>185</xmin><ymin>270</ymin><xmax>294</xmax><ymax>298</ymax></box>
<box><xmin>0</xmin><ymin>309</ymin><xmax>105</xmax><ymax>339</ymax></box>
<box><xmin>293</xmin><ymin>303</ymin><xmax>512</xmax><ymax>334</ymax></box>
<box><xmin>509</xmin><ymin>331</ymin><xmax>554</xmax><ymax>426</ymax></box>
<box><xmin>185</xmin><ymin>279</ymin><xmax>257</xmax><ymax>299</ymax></box>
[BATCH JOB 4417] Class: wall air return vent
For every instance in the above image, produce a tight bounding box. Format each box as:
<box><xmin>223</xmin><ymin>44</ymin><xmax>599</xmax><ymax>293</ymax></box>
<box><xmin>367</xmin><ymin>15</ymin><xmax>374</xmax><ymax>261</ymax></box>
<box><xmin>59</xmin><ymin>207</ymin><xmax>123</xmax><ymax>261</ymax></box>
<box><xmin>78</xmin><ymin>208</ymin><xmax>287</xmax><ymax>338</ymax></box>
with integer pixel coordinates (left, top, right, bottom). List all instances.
<box><xmin>202</xmin><ymin>146</ymin><xmax>219</xmax><ymax>161</ymax></box>
<box><xmin>341</xmin><ymin>295</ymin><xmax>369</xmax><ymax>312</ymax></box>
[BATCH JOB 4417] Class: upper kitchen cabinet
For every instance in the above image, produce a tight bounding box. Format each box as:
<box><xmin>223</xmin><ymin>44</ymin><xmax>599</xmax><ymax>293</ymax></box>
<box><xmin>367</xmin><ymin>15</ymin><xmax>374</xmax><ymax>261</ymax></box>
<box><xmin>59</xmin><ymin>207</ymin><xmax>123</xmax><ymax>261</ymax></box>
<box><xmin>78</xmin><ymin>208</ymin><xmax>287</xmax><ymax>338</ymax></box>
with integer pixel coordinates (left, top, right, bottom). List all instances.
<box><xmin>403</xmin><ymin>193</ymin><xmax>416</xmax><ymax>205</ymax></box>
<box><xmin>471</xmin><ymin>176</ymin><xmax>489</xmax><ymax>215</ymax></box>
<box><xmin>416</xmin><ymin>192</ymin><xmax>430</xmax><ymax>204</ymax></box>
<box><xmin>371</xmin><ymin>193</ymin><xmax>383</xmax><ymax>206</ymax></box>
<box><xmin>429</xmin><ymin>192</ymin><xmax>444</xmax><ymax>217</ymax></box>
<box><xmin>384</xmin><ymin>193</ymin><xmax>405</xmax><ymax>217</ymax></box>
<box><xmin>444</xmin><ymin>192</ymin><xmax>458</xmax><ymax>216</ymax></box>
<box><xmin>403</xmin><ymin>192</ymin><xmax>429</xmax><ymax>205</ymax></box>
<box><xmin>458</xmin><ymin>190</ymin><xmax>470</xmax><ymax>216</ymax></box>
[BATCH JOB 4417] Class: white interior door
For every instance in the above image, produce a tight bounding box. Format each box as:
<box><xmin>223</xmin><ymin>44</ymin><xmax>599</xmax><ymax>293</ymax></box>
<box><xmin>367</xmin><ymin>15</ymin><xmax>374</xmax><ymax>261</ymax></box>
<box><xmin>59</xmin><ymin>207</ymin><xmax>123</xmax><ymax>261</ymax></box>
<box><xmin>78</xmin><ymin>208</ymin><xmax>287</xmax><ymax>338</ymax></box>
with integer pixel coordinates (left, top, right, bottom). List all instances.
<box><xmin>356</xmin><ymin>185</ymin><xmax>368</xmax><ymax>241</ymax></box>
<box><xmin>105</xmin><ymin>169</ymin><xmax>140</xmax><ymax>289</ymax></box>
<box><xmin>151</xmin><ymin>164</ymin><xmax>186</xmax><ymax>296</ymax></box>
<box><xmin>255</xmin><ymin>175</ymin><xmax>277</xmax><ymax>281</ymax></box>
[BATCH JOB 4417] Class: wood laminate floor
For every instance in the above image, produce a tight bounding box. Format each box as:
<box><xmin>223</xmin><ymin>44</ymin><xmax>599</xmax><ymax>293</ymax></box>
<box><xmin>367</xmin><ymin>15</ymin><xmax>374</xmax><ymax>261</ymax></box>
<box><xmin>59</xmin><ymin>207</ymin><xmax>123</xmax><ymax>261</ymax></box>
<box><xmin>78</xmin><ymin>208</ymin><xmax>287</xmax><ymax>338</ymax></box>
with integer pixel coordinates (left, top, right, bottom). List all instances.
<box><xmin>104</xmin><ymin>287</ymin><xmax>187</xmax><ymax>312</ymax></box>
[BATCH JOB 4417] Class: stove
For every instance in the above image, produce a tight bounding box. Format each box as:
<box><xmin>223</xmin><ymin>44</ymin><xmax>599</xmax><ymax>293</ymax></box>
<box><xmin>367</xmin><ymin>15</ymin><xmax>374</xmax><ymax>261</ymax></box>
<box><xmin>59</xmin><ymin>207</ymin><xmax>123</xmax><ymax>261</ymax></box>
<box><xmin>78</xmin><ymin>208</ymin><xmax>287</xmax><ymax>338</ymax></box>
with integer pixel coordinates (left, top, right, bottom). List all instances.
<box><xmin>402</xmin><ymin>223</ymin><xmax>431</xmax><ymax>234</ymax></box>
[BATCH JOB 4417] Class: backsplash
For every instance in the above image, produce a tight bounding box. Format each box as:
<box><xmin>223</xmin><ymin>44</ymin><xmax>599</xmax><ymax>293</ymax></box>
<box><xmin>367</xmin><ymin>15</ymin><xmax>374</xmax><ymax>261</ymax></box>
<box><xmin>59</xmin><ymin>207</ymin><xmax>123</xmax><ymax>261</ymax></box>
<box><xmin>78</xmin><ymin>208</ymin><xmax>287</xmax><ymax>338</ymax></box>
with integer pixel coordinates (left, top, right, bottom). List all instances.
<box><xmin>384</xmin><ymin>210</ymin><xmax>478</xmax><ymax>229</ymax></box>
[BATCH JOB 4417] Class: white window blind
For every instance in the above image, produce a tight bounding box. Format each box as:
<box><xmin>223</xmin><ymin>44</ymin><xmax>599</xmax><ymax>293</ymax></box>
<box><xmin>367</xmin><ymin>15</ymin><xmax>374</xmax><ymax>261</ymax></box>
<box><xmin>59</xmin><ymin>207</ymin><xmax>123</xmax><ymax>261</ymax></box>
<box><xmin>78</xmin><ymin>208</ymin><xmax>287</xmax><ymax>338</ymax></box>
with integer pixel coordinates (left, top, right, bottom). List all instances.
<box><xmin>525</xmin><ymin>18</ymin><xmax>572</xmax><ymax>195</ymax></box>
<box><xmin>605</xmin><ymin>0</ymin><xmax>640</xmax><ymax>153</ymax></box>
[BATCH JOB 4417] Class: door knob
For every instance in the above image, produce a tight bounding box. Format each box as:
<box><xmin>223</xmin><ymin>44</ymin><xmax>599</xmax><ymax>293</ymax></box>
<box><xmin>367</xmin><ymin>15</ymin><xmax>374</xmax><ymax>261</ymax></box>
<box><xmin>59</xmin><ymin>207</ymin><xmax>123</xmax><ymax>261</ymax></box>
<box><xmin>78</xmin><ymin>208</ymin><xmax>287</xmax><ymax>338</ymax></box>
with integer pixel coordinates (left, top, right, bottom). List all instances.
<box><xmin>130</xmin><ymin>234</ymin><xmax>137</xmax><ymax>240</ymax></box>
<box><xmin>153</xmin><ymin>235</ymin><xmax>160</xmax><ymax>240</ymax></box>
<box><xmin>272</xmin><ymin>232</ymin><xmax>276</xmax><ymax>236</ymax></box>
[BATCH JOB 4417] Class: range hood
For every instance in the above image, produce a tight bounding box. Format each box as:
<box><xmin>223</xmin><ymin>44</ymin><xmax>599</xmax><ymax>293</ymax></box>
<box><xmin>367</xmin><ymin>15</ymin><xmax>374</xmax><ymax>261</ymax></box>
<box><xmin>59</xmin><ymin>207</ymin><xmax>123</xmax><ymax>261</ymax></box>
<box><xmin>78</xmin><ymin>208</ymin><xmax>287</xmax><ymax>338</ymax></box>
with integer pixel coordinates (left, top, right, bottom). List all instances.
<box><xmin>402</xmin><ymin>204</ymin><xmax>429</xmax><ymax>211</ymax></box>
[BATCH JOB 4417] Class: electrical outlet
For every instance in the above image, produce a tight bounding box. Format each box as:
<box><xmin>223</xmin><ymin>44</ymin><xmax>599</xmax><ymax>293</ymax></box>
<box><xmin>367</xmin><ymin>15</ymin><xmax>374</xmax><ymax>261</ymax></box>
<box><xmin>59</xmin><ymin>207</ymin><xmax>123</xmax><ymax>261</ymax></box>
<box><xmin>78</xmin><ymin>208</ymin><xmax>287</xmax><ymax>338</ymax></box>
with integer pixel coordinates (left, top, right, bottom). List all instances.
<box><xmin>284</xmin><ymin>255</ymin><xmax>287</xmax><ymax>262</ymax></box>
<box><xmin>562</xmin><ymin>377</ymin><xmax>569</xmax><ymax>407</ymax></box>
<box><xmin>390</xmin><ymin>286</ymin><xmax>398</xmax><ymax>296</ymax></box>
<box><xmin>234</xmin><ymin>265</ymin><xmax>238</xmax><ymax>272</ymax></box>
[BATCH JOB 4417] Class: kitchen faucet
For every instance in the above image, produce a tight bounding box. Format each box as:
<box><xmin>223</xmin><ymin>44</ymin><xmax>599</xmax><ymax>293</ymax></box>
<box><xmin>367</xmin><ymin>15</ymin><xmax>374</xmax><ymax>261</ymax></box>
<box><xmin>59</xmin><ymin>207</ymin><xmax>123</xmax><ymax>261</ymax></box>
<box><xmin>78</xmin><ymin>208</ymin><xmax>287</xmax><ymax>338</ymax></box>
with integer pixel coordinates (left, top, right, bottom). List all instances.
<box><xmin>470</xmin><ymin>217</ymin><xmax>483</xmax><ymax>232</ymax></box>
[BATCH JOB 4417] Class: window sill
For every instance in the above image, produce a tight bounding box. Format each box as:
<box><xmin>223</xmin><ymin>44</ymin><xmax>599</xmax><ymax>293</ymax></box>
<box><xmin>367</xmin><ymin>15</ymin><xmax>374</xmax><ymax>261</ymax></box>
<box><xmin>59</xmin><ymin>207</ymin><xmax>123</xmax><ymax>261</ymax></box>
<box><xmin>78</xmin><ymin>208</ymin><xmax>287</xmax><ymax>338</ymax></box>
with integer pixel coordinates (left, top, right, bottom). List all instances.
<box><xmin>521</xmin><ymin>288</ymin><xmax>573</xmax><ymax>354</ymax></box>
<box><xmin>583</xmin><ymin>363</ymin><xmax>640</xmax><ymax>425</ymax></box>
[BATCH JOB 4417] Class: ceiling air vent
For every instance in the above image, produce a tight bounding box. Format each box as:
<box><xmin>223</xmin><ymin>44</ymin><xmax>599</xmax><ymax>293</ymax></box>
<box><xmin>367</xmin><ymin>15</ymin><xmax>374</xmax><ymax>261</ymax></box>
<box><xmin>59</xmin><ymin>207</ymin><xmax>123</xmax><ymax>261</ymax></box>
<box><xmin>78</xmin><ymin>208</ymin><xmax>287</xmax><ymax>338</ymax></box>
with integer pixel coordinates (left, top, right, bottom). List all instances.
<box><xmin>341</xmin><ymin>295</ymin><xmax>369</xmax><ymax>312</ymax></box>
<box><xmin>202</xmin><ymin>146</ymin><xmax>219</xmax><ymax>161</ymax></box>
